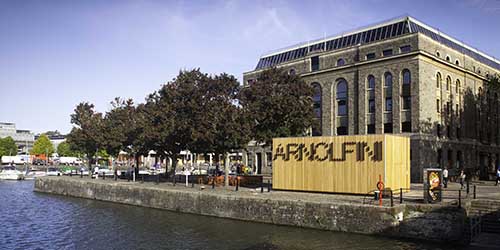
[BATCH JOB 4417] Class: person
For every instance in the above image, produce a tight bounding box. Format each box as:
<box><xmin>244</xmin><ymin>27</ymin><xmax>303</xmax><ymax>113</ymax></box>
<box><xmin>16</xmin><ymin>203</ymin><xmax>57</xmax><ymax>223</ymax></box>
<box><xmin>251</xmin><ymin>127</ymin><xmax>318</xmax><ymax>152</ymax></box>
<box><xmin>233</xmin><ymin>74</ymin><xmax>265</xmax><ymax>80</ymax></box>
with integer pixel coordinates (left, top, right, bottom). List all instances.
<box><xmin>459</xmin><ymin>170</ymin><xmax>466</xmax><ymax>189</ymax></box>
<box><xmin>443</xmin><ymin>167</ymin><xmax>449</xmax><ymax>188</ymax></box>
<box><xmin>495</xmin><ymin>167</ymin><xmax>500</xmax><ymax>186</ymax></box>
<box><xmin>93</xmin><ymin>165</ymin><xmax>99</xmax><ymax>179</ymax></box>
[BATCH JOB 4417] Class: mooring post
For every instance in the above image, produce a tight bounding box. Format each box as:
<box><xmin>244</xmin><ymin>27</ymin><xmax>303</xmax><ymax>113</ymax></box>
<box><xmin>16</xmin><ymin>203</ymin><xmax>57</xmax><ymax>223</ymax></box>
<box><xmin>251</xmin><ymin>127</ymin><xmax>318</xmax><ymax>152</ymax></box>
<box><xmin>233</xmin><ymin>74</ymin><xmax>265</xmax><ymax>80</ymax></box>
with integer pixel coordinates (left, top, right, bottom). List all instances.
<box><xmin>173</xmin><ymin>175</ymin><xmax>176</xmax><ymax>186</ymax></box>
<box><xmin>191</xmin><ymin>176</ymin><xmax>195</xmax><ymax>188</ymax></box>
<box><xmin>141</xmin><ymin>174</ymin><xmax>144</xmax><ymax>183</ymax></box>
<box><xmin>212</xmin><ymin>177</ymin><xmax>215</xmax><ymax>189</ymax></box>
<box><xmin>458</xmin><ymin>189</ymin><xmax>462</xmax><ymax>208</ymax></box>
<box><xmin>268</xmin><ymin>179</ymin><xmax>271</xmax><ymax>192</ymax></box>
<box><xmin>156</xmin><ymin>174</ymin><xmax>159</xmax><ymax>185</ymax></box>
<box><xmin>80</xmin><ymin>170</ymin><xmax>83</xmax><ymax>178</ymax></box>
<box><xmin>235</xmin><ymin>177</ymin><xmax>239</xmax><ymax>191</ymax></box>
<box><xmin>261</xmin><ymin>178</ymin><xmax>264</xmax><ymax>193</ymax></box>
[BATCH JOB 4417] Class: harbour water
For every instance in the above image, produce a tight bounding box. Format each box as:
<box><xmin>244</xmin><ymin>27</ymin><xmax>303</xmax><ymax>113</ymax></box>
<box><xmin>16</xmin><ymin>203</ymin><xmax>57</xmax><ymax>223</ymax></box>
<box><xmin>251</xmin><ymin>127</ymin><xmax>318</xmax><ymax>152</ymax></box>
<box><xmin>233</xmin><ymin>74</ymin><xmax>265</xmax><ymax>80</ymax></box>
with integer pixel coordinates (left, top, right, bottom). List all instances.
<box><xmin>1</xmin><ymin>180</ymin><xmax>466</xmax><ymax>250</ymax></box>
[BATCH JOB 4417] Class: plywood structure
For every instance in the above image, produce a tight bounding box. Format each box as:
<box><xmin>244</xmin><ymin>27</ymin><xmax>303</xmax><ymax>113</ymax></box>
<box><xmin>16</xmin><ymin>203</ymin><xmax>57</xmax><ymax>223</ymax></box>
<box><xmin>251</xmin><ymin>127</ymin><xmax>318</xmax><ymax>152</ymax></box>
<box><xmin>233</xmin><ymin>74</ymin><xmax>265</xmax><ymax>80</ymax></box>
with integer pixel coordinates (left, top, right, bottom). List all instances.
<box><xmin>272</xmin><ymin>134</ymin><xmax>410</xmax><ymax>194</ymax></box>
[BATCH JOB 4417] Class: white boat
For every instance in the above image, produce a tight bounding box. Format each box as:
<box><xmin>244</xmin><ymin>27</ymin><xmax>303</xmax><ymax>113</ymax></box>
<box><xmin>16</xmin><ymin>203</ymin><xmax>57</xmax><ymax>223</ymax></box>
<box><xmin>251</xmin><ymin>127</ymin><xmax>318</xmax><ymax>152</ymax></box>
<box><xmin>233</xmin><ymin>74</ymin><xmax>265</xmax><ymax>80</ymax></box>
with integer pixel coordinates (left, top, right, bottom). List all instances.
<box><xmin>0</xmin><ymin>166</ymin><xmax>25</xmax><ymax>180</ymax></box>
<box><xmin>24</xmin><ymin>170</ymin><xmax>47</xmax><ymax>180</ymax></box>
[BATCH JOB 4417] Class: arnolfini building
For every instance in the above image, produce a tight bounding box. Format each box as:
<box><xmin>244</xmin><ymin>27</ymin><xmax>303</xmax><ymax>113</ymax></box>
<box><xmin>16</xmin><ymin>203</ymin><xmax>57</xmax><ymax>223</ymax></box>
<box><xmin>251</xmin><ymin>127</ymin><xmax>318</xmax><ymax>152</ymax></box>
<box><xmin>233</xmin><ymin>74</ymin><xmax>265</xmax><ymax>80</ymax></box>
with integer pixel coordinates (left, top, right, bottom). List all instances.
<box><xmin>243</xmin><ymin>16</ymin><xmax>500</xmax><ymax>182</ymax></box>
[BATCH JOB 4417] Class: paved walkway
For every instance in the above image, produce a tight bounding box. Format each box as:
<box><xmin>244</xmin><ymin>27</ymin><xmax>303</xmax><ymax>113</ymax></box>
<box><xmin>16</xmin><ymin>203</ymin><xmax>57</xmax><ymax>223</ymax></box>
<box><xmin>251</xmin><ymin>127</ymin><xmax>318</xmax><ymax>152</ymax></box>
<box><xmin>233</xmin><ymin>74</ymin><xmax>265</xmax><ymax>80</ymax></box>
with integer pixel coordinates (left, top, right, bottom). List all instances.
<box><xmin>55</xmin><ymin>175</ymin><xmax>500</xmax><ymax>207</ymax></box>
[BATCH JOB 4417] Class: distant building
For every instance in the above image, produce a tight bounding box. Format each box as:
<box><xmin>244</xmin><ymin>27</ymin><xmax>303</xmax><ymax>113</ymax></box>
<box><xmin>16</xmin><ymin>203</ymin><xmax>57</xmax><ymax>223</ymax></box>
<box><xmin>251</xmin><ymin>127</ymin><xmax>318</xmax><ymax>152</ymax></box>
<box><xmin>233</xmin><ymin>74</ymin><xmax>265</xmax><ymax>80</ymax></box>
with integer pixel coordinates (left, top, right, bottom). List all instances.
<box><xmin>243</xmin><ymin>16</ymin><xmax>500</xmax><ymax>182</ymax></box>
<box><xmin>35</xmin><ymin>132</ymin><xmax>66</xmax><ymax>152</ymax></box>
<box><xmin>0</xmin><ymin>122</ymin><xmax>35</xmax><ymax>154</ymax></box>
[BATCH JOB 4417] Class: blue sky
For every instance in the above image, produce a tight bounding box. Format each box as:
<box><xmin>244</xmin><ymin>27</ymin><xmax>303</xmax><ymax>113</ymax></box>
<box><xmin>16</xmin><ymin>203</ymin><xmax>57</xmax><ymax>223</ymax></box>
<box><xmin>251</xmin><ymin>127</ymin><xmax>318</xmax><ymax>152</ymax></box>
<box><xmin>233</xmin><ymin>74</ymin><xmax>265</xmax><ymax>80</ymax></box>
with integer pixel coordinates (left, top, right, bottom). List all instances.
<box><xmin>1</xmin><ymin>0</ymin><xmax>499</xmax><ymax>134</ymax></box>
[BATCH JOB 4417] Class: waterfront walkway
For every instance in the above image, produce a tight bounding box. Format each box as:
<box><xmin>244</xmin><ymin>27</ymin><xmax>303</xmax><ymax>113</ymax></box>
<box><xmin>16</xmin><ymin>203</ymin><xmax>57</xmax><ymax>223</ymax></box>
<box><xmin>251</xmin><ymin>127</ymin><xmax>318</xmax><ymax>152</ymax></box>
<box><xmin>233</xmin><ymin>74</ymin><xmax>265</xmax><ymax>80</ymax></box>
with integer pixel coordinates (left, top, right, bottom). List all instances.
<box><xmin>51</xmin><ymin>175</ymin><xmax>500</xmax><ymax>207</ymax></box>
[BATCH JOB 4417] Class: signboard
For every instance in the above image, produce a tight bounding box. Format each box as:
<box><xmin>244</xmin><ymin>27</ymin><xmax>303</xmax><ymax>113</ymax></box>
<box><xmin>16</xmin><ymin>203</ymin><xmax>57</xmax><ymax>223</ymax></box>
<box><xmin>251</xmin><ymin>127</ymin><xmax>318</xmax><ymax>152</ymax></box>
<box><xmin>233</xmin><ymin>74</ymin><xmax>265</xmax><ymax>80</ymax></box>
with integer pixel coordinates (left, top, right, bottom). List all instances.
<box><xmin>272</xmin><ymin>135</ymin><xmax>410</xmax><ymax>194</ymax></box>
<box><xmin>423</xmin><ymin>168</ymin><xmax>442</xmax><ymax>203</ymax></box>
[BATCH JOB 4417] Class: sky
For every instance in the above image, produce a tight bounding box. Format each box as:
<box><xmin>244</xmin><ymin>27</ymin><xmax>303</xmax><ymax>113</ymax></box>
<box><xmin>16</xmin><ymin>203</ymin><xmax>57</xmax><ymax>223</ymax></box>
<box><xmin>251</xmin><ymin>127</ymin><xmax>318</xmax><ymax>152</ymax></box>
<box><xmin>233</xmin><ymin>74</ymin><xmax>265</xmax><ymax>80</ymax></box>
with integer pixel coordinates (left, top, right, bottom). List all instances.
<box><xmin>1</xmin><ymin>0</ymin><xmax>499</xmax><ymax>134</ymax></box>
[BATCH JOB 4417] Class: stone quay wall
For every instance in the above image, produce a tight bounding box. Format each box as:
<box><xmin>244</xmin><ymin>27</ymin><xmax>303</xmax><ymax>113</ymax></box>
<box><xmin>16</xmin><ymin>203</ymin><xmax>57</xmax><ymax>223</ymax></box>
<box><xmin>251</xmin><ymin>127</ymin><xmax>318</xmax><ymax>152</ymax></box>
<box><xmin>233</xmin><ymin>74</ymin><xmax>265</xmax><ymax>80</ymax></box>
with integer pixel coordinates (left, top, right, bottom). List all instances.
<box><xmin>34</xmin><ymin>177</ymin><xmax>466</xmax><ymax>244</ymax></box>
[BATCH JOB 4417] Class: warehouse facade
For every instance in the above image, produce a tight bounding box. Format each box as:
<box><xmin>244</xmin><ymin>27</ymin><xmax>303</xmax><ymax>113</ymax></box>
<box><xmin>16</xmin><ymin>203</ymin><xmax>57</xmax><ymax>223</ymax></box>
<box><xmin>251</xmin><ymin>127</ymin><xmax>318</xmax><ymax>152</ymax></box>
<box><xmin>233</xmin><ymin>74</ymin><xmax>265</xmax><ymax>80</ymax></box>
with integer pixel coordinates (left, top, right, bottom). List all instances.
<box><xmin>243</xmin><ymin>16</ymin><xmax>500</xmax><ymax>182</ymax></box>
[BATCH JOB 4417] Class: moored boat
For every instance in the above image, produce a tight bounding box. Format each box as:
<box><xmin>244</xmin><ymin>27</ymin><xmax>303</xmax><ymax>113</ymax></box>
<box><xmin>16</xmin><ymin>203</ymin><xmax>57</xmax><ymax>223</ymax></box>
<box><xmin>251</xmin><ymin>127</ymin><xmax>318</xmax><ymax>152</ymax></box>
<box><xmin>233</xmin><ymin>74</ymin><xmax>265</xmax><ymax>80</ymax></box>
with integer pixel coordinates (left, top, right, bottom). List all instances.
<box><xmin>0</xmin><ymin>166</ymin><xmax>25</xmax><ymax>180</ymax></box>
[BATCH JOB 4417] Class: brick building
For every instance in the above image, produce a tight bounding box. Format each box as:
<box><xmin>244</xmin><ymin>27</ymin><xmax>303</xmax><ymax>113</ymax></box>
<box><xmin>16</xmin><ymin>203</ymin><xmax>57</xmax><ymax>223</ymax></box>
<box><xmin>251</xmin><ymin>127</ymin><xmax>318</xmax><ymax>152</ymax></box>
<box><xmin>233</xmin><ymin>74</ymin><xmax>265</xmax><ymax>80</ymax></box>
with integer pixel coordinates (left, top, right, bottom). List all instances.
<box><xmin>243</xmin><ymin>16</ymin><xmax>500</xmax><ymax>182</ymax></box>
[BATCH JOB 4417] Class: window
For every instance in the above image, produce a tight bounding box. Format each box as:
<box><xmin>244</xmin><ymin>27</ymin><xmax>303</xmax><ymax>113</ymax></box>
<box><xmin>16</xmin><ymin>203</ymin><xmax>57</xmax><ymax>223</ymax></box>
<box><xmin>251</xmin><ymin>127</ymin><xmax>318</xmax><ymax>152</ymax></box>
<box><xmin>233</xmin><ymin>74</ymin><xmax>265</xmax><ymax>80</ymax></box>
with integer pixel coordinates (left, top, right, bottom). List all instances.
<box><xmin>455</xmin><ymin>60</ymin><xmax>460</xmax><ymax>66</ymax></box>
<box><xmin>384</xmin><ymin>72</ymin><xmax>393</xmax><ymax>88</ymax></box>
<box><xmin>446</xmin><ymin>101</ymin><xmax>451</xmax><ymax>114</ymax></box>
<box><xmin>456</xmin><ymin>80</ymin><xmax>460</xmax><ymax>93</ymax></box>
<box><xmin>368</xmin><ymin>99</ymin><xmax>375</xmax><ymax>113</ymax></box>
<box><xmin>437</xmin><ymin>124</ymin><xmax>441</xmax><ymax>137</ymax></box>
<box><xmin>383</xmin><ymin>49</ymin><xmax>393</xmax><ymax>57</ymax></box>
<box><xmin>366</xmin><ymin>53</ymin><xmax>376</xmax><ymax>60</ymax></box>
<box><xmin>312</xmin><ymin>83</ymin><xmax>322</xmax><ymax>136</ymax></box>
<box><xmin>402</xmin><ymin>96</ymin><xmax>411</xmax><ymax>110</ymax></box>
<box><xmin>402</xmin><ymin>122</ymin><xmax>411</xmax><ymax>132</ymax></box>
<box><xmin>437</xmin><ymin>99</ymin><xmax>440</xmax><ymax>113</ymax></box>
<box><xmin>400</xmin><ymin>45</ymin><xmax>411</xmax><ymax>53</ymax></box>
<box><xmin>402</xmin><ymin>70</ymin><xmax>411</xmax><ymax>85</ymax></box>
<box><xmin>385</xmin><ymin>97</ymin><xmax>392</xmax><ymax>111</ymax></box>
<box><xmin>337</xmin><ymin>58</ymin><xmax>345</xmax><ymax>66</ymax></box>
<box><xmin>436</xmin><ymin>51</ymin><xmax>441</xmax><ymax>57</ymax></box>
<box><xmin>436</xmin><ymin>72</ymin><xmax>442</xmax><ymax>88</ymax></box>
<box><xmin>337</xmin><ymin>79</ymin><xmax>348</xmax><ymax>116</ymax></box>
<box><xmin>367</xmin><ymin>124</ymin><xmax>375</xmax><ymax>134</ymax></box>
<box><xmin>446</xmin><ymin>76</ymin><xmax>451</xmax><ymax>91</ymax></box>
<box><xmin>289</xmin><ymin>68</ymin><xmax>296</xmax><ymax>75</ymax></box>
<box><xmin>437</xmin><ymin>149</ymin><xmax>442</xmax><ymax>167</ymax></box>
<box><xmin>384</xmin><ymin>123</ymin><xmax>393</xmax><ymax>133</ymax></box>
<box><xmin>447</xmin><ymin>125</ymin><xmax>451</xmax><ymax>138</ymax></box>
<box><xmin>367</xmin><ymin>75</ymin><xmax>375</xmax><ymax>89</ymax></box>
<box><xmin>337</xmin><ymin>126</ymin><xmax>348</xmax><ymax>135</ymax></box>
<box><xmin>446</xmin><ymin>56</ymin><xmax>450</xmax><ymax>62</ymax></box>
<box><xmin>311</xmin><ymin>56</ymin><xmax>319</xmax><ymax>71</ymax></box>
<box><xmin>247</xmin><ymin>79</ymin><xmax>255</xmax><ymax>85</ymax></box>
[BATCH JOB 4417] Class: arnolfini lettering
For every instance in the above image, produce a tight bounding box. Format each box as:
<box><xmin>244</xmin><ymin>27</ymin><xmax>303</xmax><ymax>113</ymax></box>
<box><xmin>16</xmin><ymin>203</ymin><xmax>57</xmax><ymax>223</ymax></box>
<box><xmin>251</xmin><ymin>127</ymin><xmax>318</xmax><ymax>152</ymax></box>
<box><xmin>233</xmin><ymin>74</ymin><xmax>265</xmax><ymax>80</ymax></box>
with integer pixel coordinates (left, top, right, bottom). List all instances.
<box><xmin>273</xmin><ymin>141</ymin><xmax>383</xmax><ymax>162</ymax></box>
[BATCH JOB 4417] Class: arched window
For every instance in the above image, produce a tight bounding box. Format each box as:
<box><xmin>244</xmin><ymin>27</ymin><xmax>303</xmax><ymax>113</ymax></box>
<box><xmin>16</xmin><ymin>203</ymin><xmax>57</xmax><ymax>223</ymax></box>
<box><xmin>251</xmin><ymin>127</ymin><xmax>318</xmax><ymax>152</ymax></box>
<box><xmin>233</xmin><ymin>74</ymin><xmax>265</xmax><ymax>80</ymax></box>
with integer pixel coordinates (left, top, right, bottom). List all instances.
<box><xmin>311</xmin><ymin>83</ymin><xmax>322</xmax><ymax>136</ymax></box>
<box><xmin>384</xmin><ymin>72</ymin><xmax>392</xmax><ymax>87</ymax></box>
<box><xmin>367</xmin><ymin>75</ymin><xmax>375</xmax><ymax>89</ymax></box>
<box><xmin>289</xmin><ymin>68</ymin><xmax>296</xmax><ymax>75</ymax></box>
<box><xmin>456</xmin><ymin>80</ymin><xmax>460</xmax><ymax>94</ymax></box>
<box><xmin>337</xmin><ymin>58</ymin><xmax>345</xmax><ymax>66</ymax></box>
<box><xmin>436</xmin><ymin>72</ymin><xmax>442</xmax><ymax>88</ymax></box>
<box><xmin>455</xmin><ymin>60</ymin><xmax>460</xmax><ymax>66</ymax></box>
<box><xmin>446</xmin><ymin>56</ymin><xmax>450</xmax><ymax>62</ymax></box>
<box><xmin>402</xmin><ymin>69</ymin><xmax>411</xmax><ymax>85</ymax></box>
<box><xmin>436</xmin><ymin>51</ymin><xmax>441</xmax><ymax>57</ymax></box>
<box><xmin>446</xmin><ymin>76</ymin><xmax>451</xmax><ymax>91</ymax></box>
<box><xmin>367</xmin><ymin>75</ymin><xmax>375</xmax><ymax>114</ymax></box>
<box><xmin>337</xmin><ymin>80</ymin><xmax>348</xmax><ymax>116</ymax></box>
<box><xmin>402</xmin><ymin>69</ymin><xmax>411</xmax><ymax>111</ymax></box>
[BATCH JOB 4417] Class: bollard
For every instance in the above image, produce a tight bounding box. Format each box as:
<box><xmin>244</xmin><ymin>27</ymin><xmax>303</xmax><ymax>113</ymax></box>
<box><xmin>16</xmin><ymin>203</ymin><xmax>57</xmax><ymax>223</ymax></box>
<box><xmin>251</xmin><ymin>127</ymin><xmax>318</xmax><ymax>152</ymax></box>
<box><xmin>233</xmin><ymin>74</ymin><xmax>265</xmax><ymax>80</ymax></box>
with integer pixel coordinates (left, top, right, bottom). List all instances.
<box><xmin>80</xmin><ymin>170</ymin><xmax>83</xmax><ymax>178</ymax></box>
<box><xmin>173</xmin><ymin>175</ymin><xmax>176</xmax><ymax>186</ymax></box>
<box><xmin>212</xmin><ymin>177</ymin><xmax>215</xmax><ymax>189</ymax></box>
<box><xmin>103</xmin><ymin>172</ymin><xmax>105</xmax><ymax>180</ymax></box>
<box><xmin>268</xmin><ymin>179</ymin><xmax>271</xmax><ymax>192</ymax></box>
<box><xmin>390</xmin><ymin>190</ymin><xmax>394</xmax><ymax>207</ymax></box>
<box><xmin>235</xmin><ymin>177</ymin><xmax>239</xmax><ymax>191</ymax></box>
<box><xmin>141</xmin><ymin>174</ymin><xmax>144</xmax><ymax>183</ymax></box>
<box><xmin>261</xmin><ymin>178</ymin><xmax>264</xmax><ymax>193</ymax></box>
<box><xmin>473</xmin><ymin>185</ymin><xmax>476</xmax><ymax>199</ymax></box>
<box><xmin>458</xmin><ymin>189</ymin><xmax>462</xmax><ymax>208</ymax></box>
<box><xmin>191</xmin><ymin>176</ymin><xmax>195</xmax><ymax>188</ymax></box>
<box><xmin>400</xmin><ymin>188</ymin><xmax>403</xmax><ymax>204</ymax></box>
<box><xmin>156</xmin><ymin>174</ymin><xmax>160</xmax><ymax>185</ymax></box>
<box><xmin>69</xmin><ymin>171</ymin><xmax>72</xmax><ymax>177</ymax></box>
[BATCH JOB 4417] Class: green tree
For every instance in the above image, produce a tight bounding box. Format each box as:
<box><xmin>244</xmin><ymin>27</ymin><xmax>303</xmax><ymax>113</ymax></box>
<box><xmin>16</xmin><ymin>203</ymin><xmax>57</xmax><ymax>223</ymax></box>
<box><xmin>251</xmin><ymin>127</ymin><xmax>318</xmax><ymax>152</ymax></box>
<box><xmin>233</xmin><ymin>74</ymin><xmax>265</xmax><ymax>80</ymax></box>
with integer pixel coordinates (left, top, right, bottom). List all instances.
<box><xmin>57</xmin><ymin>141</ymin><xmax>79</xmax><ymax>157</ymax></box>
<box><xmin>239</xmin><ymin>67</ymin><xmax>315</xmax><ymax>147</ymax></box>
<box><xmin>0</xmin><ymin>136</ymin><xmax>18</xmax><ymax>158</ymax></box>
<box><xmin>67</xmin><ymin>102</ymin><xmax>104</xmax><ymax>169</ymax></box>
<box><xmin>31</xmin><ymin>134</ymin><xmax>55</xmax><ymax>156</ymax></box>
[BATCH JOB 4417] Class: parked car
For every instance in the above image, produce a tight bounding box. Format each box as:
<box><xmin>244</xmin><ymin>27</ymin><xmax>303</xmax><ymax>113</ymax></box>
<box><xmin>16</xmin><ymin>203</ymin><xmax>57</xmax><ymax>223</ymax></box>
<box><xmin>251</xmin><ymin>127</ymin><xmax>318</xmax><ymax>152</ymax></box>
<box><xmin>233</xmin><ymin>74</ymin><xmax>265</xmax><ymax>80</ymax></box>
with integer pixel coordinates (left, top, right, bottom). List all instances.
<box><xmin>46</xmin><ymin>167</ymin><xmax>62</xmax><ymax>176</ymax></box>
<box><xmin>97</xmin><ymin>167</ymin><xmax>114</xmax><ymax>176</ymax></box>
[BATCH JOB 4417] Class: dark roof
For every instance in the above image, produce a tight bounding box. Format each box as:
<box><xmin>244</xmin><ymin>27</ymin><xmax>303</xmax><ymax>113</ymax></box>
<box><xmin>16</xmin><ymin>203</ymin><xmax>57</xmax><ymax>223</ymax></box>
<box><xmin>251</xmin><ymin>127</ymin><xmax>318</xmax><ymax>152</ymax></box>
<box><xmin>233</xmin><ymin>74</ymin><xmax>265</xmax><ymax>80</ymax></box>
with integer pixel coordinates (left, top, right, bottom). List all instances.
<box><xmin>254</xmin><ymin>16</ymin><xmax>500</xmax><ymax>71</ymax></box>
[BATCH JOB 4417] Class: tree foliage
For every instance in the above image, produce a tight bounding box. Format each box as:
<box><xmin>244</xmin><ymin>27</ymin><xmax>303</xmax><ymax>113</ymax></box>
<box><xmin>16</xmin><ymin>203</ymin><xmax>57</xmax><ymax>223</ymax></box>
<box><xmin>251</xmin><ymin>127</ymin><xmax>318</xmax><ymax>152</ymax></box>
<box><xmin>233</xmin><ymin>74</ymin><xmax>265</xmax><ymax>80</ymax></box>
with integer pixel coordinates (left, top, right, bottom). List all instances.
<box><xmin>31</xmin><ymin>134</ymin><xmax>55</xmax><ymax>156</ymax></box>
<box><xmin>0</xmin><ymin>136</ymin><xmax>18</xmax><ymax>158</ymax></box>
<box><xmin>57</xmin><ymin>141</ymin><xmax>79</xmax><ymax>157</ymax></box>
<box><xmin>239</xmin><ymin>67</ymin><xmax>315</xmax><ymax>146</ymax></box>
<box><xmin>66</xmin><ymin>102</ymin><xmax>104</xmax><ymax>167</ymax></box>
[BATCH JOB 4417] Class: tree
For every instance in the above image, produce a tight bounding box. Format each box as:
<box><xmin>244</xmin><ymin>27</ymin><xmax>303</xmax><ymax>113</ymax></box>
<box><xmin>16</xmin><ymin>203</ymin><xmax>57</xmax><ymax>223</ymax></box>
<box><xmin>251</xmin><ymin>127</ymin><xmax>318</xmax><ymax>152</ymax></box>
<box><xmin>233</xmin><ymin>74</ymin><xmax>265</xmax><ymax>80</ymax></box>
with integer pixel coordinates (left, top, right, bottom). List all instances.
<box><xmin>0</xmin><ymin>136</ymin><xmax>18</xmax><ymax>158</ymax></box>
<box><xmin>57</xmin><ymin>141</ymin><xmax>79</xmax><ymax>157</ymax></box>
<box><xmin>31</xmin><ymin>134</ymin><xmax>55</xmax><ymax>156</ymax></box>
<box><xmin>239</xmin><ymin>68</ymin><xmax>315</xmax><ymax>147</ymax></box>
<box><xmin>66</xmin><ymin>102</ymin><xmax>104</xmax><ymax>169</ymax></box>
